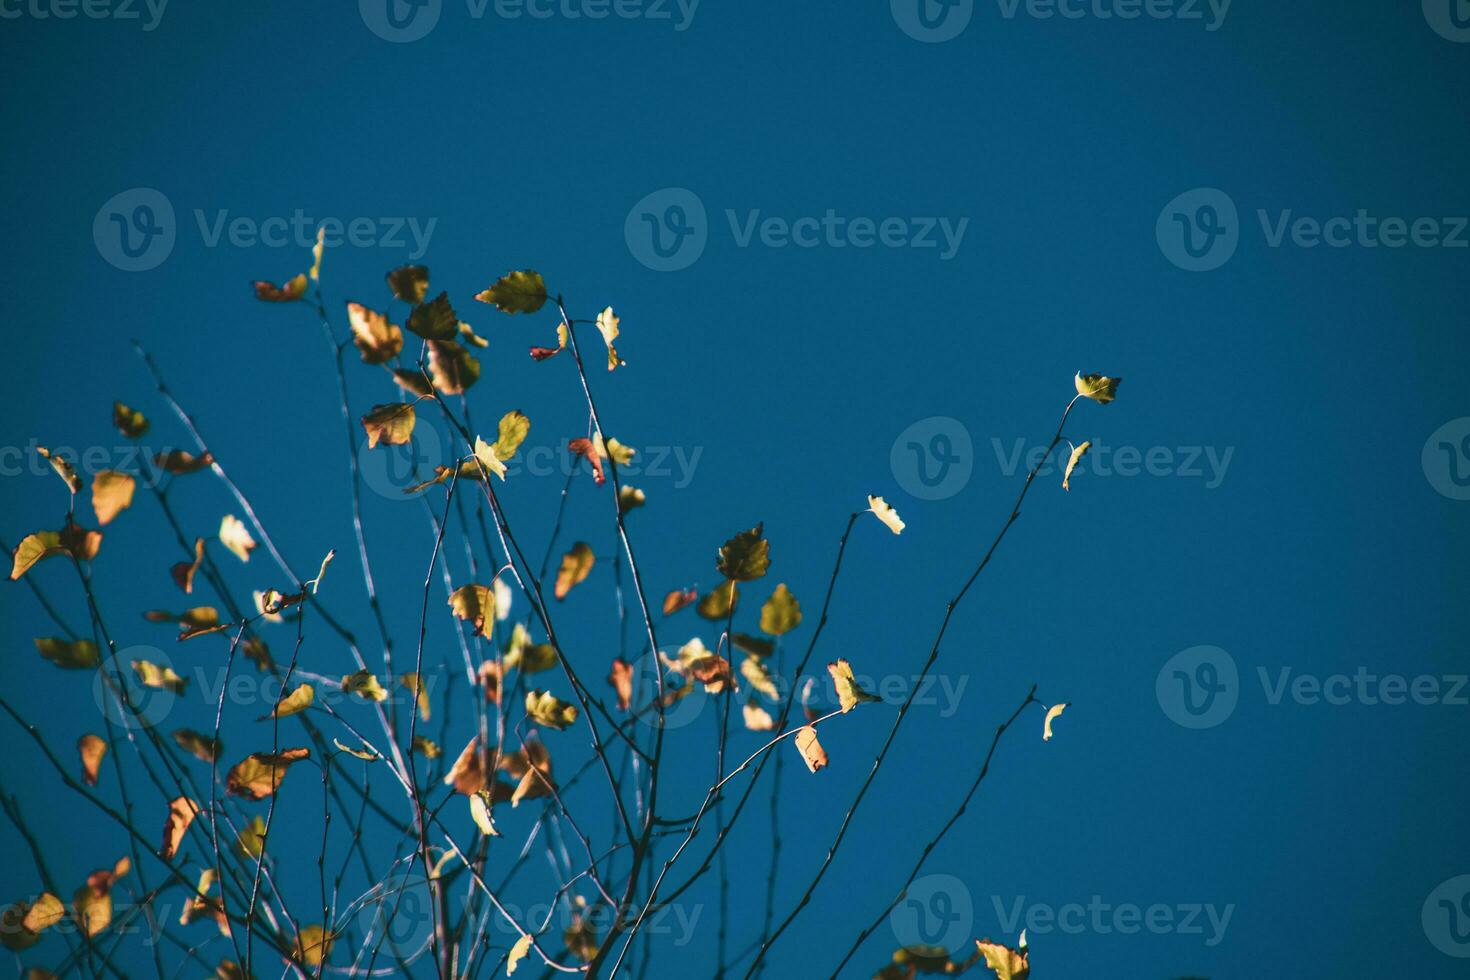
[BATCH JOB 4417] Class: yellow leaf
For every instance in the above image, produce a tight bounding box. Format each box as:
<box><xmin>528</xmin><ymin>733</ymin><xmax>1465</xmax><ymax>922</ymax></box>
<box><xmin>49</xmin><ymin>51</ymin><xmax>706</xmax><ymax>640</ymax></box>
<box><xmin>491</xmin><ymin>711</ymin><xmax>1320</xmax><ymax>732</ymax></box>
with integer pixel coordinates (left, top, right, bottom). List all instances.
<box><xmin>361</xmin><ymin>402</ymin><xmax>416</xmax><ymax>448</ymax></box>
<box><xmin>741</xmin><ymin>657</ymin><xmax>779</xmax><ymax>700</ymax></box>
<box><xmin>1062</xmin><ymin>440</ymin><xmax>1091</xmax><ymax>491</ymax></box>
<box><xmin>828</xmin><ymin>659</ymin><xmax>881</xmax><ymax>713</ymax></box>
<box><xmin>159</xmin><ymin>796</ymin><xmax>199</xmax><ymax>860</ymax></box>
<box><xmin>474</xmin><ymin>435</ymin><xmax>508</xmax><ymax>480</ymax></box>
<box><xmin>91</xmin><ymin>471</ymin><xmax>135</xmax><ymax>526</ymax></box>
<box><xmin>11</xmin><ymin>531</ymin><xmax>66</xmax><ymax>580</ymax></box>
<box><xmin>218</xmin><ymin>514</ymin><xmax>256</xmax><ymax>563</ymax></box>
<box><xmin>226</xmin><ymin>748</ymin><xmax>310</xmax><ymax>800</ymax></box>
<box><xmin>448</xmin><ymin>584</ymin><xmax>496</xmax><ymax>638</ymax></box>
<box><xmin>1074</xmin><ymin>371</ymin><xmax>1122</xmax><ymax>405</ymax></box>
<box><xmin>506</xmin><ymin>933</ymin><xmax>533</xmax><ymax>975</ymax></box>
<box><xmin>618</xmin><ymin>485</ymin><xmax>646</xmax><ymax>513</ymax></box>
<box><xmin>113</xmin><ymin>401</ymin><xmax>149</xmax><ymax>439</ymax></box>
<box><xmin>1</xmin><ymin>894</ymin><xmax>64</xmax><ymax>951</ymax></box>
<box><xmin>236</xmin><ymin>816</ymin><xmax>266</xmax><ymax>859</ymax></box>
<box><xmin>253</xmin><ymin>273</ymin><xmax>308</xmax><ymax>302</ymax></box>
<box><xmin>492</xmin><ymin>410</ymin><xmax>531</xmax><ymax>461</ymax></box>
<box><xmin>341</xmin><ymin>670</ymin><xmax>387</xmax><ymax>702</ymax></box>
<box><xmin>593</xmin><ymin>434</ymin><xmax>635</xmax><ymax>465</ymax></box>
<box><xmin>595</xmin><ymin>306</ymin><xmax>625</xmax><ymax>370</ymax></box>
<box><xmin>266</xmin><ymin>683</ymin><xmax>315</xmax><ymax>719</ymax></box>
<box><xmin>475</xmin><ymin>270</ymin><xmax>547</xmax><ymax>314</ymax></box>
<box><xmin>469</xmin><ymin>790</ymin><xmax>499</xmax><ymax>836</ymax></box>
<box><xmin>794</xmin><ymin>726</ymin><xmax>828</xmax><ymax>773</ymax></box>
<box><xmin>976</xmin><ymin>938</ymin><xmax>1030</xmax><ymax>980</ymax></box>
<box><xmin>36</xmin><ymin>447</ymin><xmax>81</xmax><ymax>494</ymax></box>
<box><xmin>401</xmin><ymin>672</ymin><xmax>430</xmax><ymax>720</ymax></box>
<box><xmin>333</xmin><ymin>738</ymin><xmax>379</xmax><ymax>761</ymax></box>
<box><xmin>412</xmin><ymin>735</ymin><xmax>441</xmax><ymax>758</ymax></box>
<box><xmin>35</xmin><ymin>637</ymin><xmax>99</xmax><ymax>669</ymax></box>
<box><xmin>554</xmin><ymin>542</ymin><xmax>595</xmax><ymax>599</ymax></box>
<box><xmin>565</xmin><ymin>909</ymin><xmax>599</xmax><ymax>962</ymax></box>
<box><xmin>347</xmin><ymin>302</ymin><xmax>404</xmax><ymax>364</ymax></box>
<box><xmin>309</xmin><ymin>226</ymin><xmax>325</xmax><ymax>282</ymax></box>
<box><xmin>78</xmin><ymin>734</ymin><xmax>107</xmax><ymax>786</ymax></box>
<box><xmin>525</xmin><ymin>690</ymin><xmax>578</xmax><ymax>731</ymax></box>
<box><xmin>133</xmin><ymin>660</ymin><xmax>187</xmax><ymax>693</ymax></box>
<box><xmin>760</xmin><ymin>583</ymin><xmax>802</xmax><ymax>635</ymax></box>
<box><xmin>696</xmin><ymin>581</ymin><xmax>738</xmax><ymax>620</ymax></box>
<box><xmin>1043</xmin><ymin>702</ymin><xmax>1069</xmax><ymax>742</ymax></box>
<box><xmin>867</xmin><ymin>495</ymin><xmax>905</xmax><ymax>535</ymax></box>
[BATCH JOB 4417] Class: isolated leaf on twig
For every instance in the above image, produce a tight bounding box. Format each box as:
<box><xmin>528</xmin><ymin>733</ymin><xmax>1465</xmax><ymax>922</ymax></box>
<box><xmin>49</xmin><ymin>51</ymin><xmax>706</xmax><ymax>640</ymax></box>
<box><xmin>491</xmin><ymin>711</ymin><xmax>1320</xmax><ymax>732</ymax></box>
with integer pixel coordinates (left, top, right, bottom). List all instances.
<box><xmin>717</xmin><ymin>524</ymin><xmax>770</xmax><ymax>582</ymax></box>
<box><xmin>113</xmin><ymin>401</ymin><xmax>149</xmax><ymax>439</ymax></box>
<box><xmin>568</xmin><ymin>438</ymin><xmax>605</xmax><ymax>486</ymax></box>
<box><xmin>1043</xmin><ymin>703</ymin><xmax>1069</xmax><ymax>742</ymax></box>
<box><xmin>595</xmin><ymin>306</ymin><xmax>625</xmax><ymax>370</ymax></box>
<box><xmin>218</xmin><ymin>514</ymin><xmax>255</xmax><ymax>563</ymax></box>
<box><xmin>794</xmin><ymin>726</ymin><xmax>828</xmax><ymax>773</ymax></box>
<box><xmin>252</xmin><ymin>273</ymin><xmax>307</xmax><ymax>302</ymax></box>
<box><xmin>475</xmin><ymin>270</ymin><xmax>547</xmax><ymax>314</ymax></box>
<box><xmin>525</xmin><ymin>690</ymin><xmax>578</xmax><ymax>731</ymax></box>
<box><xmin>153</xmin><ymin>449</ymin><xmax>214</xmax><ymax>474</ymax></box>
<box><xmin>448</xmin><ymin>584</ymin><xmax>496</xmax><ymax>638</ymax></box>
<box><xmin>867</xmin><ymin>495</ymin><xmax>905</xmax><ymax>535</ymax></box>
<box><xmin>36</xmin><ymin>447</ymin><xmax>81</xmax><ymax>494</ymax></box>
<box><xmin>1074</xmin><ymin>371</ymin><xmax>1121</xmax><ymax>405</ymax></box>
<box><xmin>828</xmin><ymin>659</ymin><xmax>882</xmax><ymax>713</ymax></box>
<box><xmin>1062</xmin><ymin>441</ymin><xmax>1091</xmax><ymax>491</ymax></box>
<box><xmin>132</xmin><ymin>660</ymin><xmax>187</xmax><ymax>693</ymax></box>
<box><xmin>341</xmin><ymin>670</ymin><xmax>387</xmax><ymax>702</ymax></box>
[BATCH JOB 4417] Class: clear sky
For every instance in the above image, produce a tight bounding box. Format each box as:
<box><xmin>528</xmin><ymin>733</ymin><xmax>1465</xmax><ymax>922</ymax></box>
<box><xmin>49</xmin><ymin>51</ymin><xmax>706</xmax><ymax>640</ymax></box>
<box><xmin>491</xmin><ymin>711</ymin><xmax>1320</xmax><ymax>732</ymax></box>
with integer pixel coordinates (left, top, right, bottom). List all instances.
<box><xmin>3</xmin><ymin>1</ymin><xmax>1470</xmax><ymax>977</ymax></box>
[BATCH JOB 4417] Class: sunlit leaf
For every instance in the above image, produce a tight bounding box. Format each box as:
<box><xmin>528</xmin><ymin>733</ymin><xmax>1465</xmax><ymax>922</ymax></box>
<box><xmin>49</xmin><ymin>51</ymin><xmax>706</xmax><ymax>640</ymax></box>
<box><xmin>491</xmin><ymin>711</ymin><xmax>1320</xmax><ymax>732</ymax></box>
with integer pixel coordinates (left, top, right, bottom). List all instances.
<box><xmin>236</xmin><ymin>816</ymin><xmax>266</xmax><ymax>859</ymax></box>
<box><xmin>442</xmin><ymin>736</ymin><xmax>486</xmax><ymax>795</ymax></box>
<box><xmin>341</xmin><ymin>670</ymin><xmax>388</xmax><ymax>702</ymax></box>
<box><xmin>594</xmin><ymin>435</ymin><xmax>635</xmax><ymax>466</ymax></box>
<box><xmin>133</xmin><ymin>659</ymin><xmax>187</xmax><ymax>693</ymax></box>
<box><xmin>1074</xmin><ymin>372</ymin><xmax>1121</xmax><ymax>405</ymax></box>
<box><xmin>1043</xmin><ymin>702</ymin><xmax>1069</xmax><ymax>742</ymax></box>
<box><xmin>407</xmin><ymin>291</ymin><xmax>459</xmax><ymax>341</ymax></box>
<box><xmin>567</xmin><ymin>437</ymin><xmax>605</xmax><ymax>485</ymax></box>
<box><xmin>413</xmin><ymin>735</ymin><xmax>441</xmax><ymax>758</ymax></box>
<box><xmin>448</xmin><ymin>584</ymin><xmax>496</xmax><ymax>638</ymax></box>
<box><xmin>794</xmin><ymin>726</ymin><xmax>828</xmax><ymax>773</ymax></box>
<box><xmin>35</xmin><ymin>637</ymin><xmax>99</xmax><ymax>669</ymax></box>
<box><xmin>78</xmin><ymin>734</ymin><xmax>106</xmax><ymax>786</ymax></box>
<box><xmin>265</xmin><ymin>683</ymin><xmax>314</xmax><ymax>720</ymax></box>
<box><xmin>717</xmin><ymin>524</ymin><xmax>769</xmax><ymax>581</ymax></box>
<box><xmin>565</xmin><ymin>908</ymin><xmax>599</xmax><ymax>962</ymax></box>
<box><xmin>1</xmin><ymin>893</ymin><xmax>65</xmax><ymax>950</ymax></box>
<box><xmin>347</xmin><ymin>302</ymin><xmax>403</xmax><ymax>364</ymax></box>
<box><xmin>113</xmin><ymin>401</ymin><xmax>149</xmax><ymax>439</ymax></box>
<box><xmin>696</xmin><ymin>581</ymin><xmax>738</xmax><ymax>620</ymax></box>
<box><xmin>472</xmin><ymin>411</ymin><xmax>530</xmax><ymax>481</ymax></box>
<box><xmin>428</xmin><ymin>338</ymin><xmax>480</xmax><ymax>394</ymax></box>
<box><xmin>59</xmin><ymin>521</ymin><xmax>101</xmax><ymax>561</ymax></box>
<box><xmin>333</xmin><ymin>738</ymin><xmax>379</xmax><ymax>762</ymax></box>
<box><xmin>226</xmin><ymin>748</ymin><xmax>310</xmax><ymax>800</ymax></box>
<box><xmin>308</xmin><ymin>226</ymin><xmax>325</xmax><ymax>281</ymax></box>
<box><xmin>867</xmin><ymin>495</ymin><xmax>905</xmax><ymax>535</ymax></box>
<box><xmin>218</xmin><ymin>514</ymin><xmax>256</xmax><ymax>563</ymax></box>
<box><xmin>91</xmin><ymin>470</ymin><xmax>134</xmax><ymax>525</ymax></box>
<box><xmin>1062</xmin><ymin>441</ymin><xmax>1091</xmax><ymax>492</ymax></box>
<box><xmin>525</xmin><ymin>690</ymin><xmax>578</xmax><ymax>731</ymax></box>
<box><xmin>828</xmin><ymin>659</ymin><xmax>881</xmax><ymax>713</ymax></box>
<box><xmin>743</xmin><ymin>700</ymin><xmax>776</xmax><ymax>731</ymax></box>
<box><xmin>478</xmin><ymin>660</ymin><xmax>504</xmax><ymax>707</ymax></box>
<box><xmin>158</xmin><ymin>796</ymin><xmax>199</xmax><ymax>860</ymax></box>
<box><xmin>470</xmin><ymin>790</ymin><xmax>499</xmax><ymax>836</ymax></box>
<box><xmin>595</xmin><ymin>306</ymin><xmax>625</xmax><ymax>371</ymax></box>
<box><xmin>253</xmin><ymin>274</ymin><xmax>307</xmax><ymax>302</ymax></box>
<box><xmin>393</xmin><ymin>368</ymin><xmax>434</xmax><ymax>397</ymax></box>
<box><xmin>741</xmin><ymin>657</ymin><xmax>779</xmax><ymax>699</ymax></box>
<box><xmin>11</xmin><ymin>532</ymin><xmax>64</xmax><ymax>580</ymax></box>
<box><xmin>663</xmin><ymin>588</ymin><xmax>697</xmax><ymax>616</ymax></box>
<box><xmin>361</xmin><ymin>402</ymin><xmax>416</xmax><ymax>448</ymax></box>
<box><xmin>506</xmin><ymin>933</ymin><xmax>533</xmax><ymax>975</ymax></box>
<box><xmin>505</xmin><ymin>633</ymin><xmax>557</xmax><ymax>674</ymax></box>
<box><xmin>618</xmin><ymin>485</ymin><xmax>646</xmax><ymax>513</ymax></box>
<box><xmin>172</xmin><ymin>729</ymin><xmax>222</xmax><ymax>763</ymax></box>
<box><xmin>661</xmin><ymin>637</ymin><xmax>733</xmax><ymax>693</ymax></box>
<box><xmin>504</xmin><ymin>740</ymin><xmax>554</xmax><ymax>807</ymax></box>
<box><xmin>554</xmin><ymin>542</ymin><xmax>595</xmax><ymax>599</ymax></box>
<box><xmin>178</xmin><ymin>868</ymin><xmax>228</xmax><ymax>935</ymax></box>
<box><xmin>976</xmin><ymin>938</ymin><xmax>1030</xmax><ymax>980</ymax></box>
<box><xmin>386</xmin><ymin>264</ymin><xmax>429</xmax><ymax>304</ymax></box>
<box><xmin>475</xmin><ymin>270</ymin><xmax>547</xmax><ymax>315</ymax></box>
<box><xmin>608</xmin><ymin>657</ymin><xmax>633</xmax><ymax>711</ymax></box>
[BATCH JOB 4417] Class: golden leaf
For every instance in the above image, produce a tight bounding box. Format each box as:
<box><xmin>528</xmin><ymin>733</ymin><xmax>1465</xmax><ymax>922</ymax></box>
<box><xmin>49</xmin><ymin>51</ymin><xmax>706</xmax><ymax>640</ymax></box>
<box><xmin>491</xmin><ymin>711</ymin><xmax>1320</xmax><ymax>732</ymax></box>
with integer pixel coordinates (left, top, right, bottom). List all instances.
<box><xmin>448</xmin><ymin>584</ymin><xmax>496</xmax><ymax>638</ymax></box>
<box><xmin>867</xmin><ymin>495</ymin><xmax>905</xmax><ymax>535</ymax></box>
<box><xmin>35</xmin><ymin>637</ymin><xmax>99</xmax><ymax>669</ymax></box>
<box><xmin>159</xmin><ymin>796</ymin><xmax>199</xmax><ymax>860</ymax></box>
<box><xmin>78</xmin><ymin>734</ymin><xmax>107</xmax><ymax>786</ymax></box>
<box><xmin>828</xmin><ymin>659</ymin><xmax>881</xmax><ymax>713</ymax></box>
<box><xmin>252</xmin><ymin>274</ymin><xmax>308</xmax><ymax>302</ymax></box>
<box><xmin>91</xmin><ymin>470</ymin><xmax>135</xmax><ymax>526</ymax></box>
<box><xmin>1062</xmin><ymin>440</ymin><xmax>1091</xmax><ymax>491</ymax></box>
<box><xmin>475</xmin><ymin>270</ymin><xmax>547</xmax><ymax>314</ymax></box>
<box><xmin>794</xmin><ymin>726</ymin><xmax>828</xmax><ymax>773</ymax></box>
<box><xmin>133</xmin><ymin>659</ymin><xmax>187</xmax><ymax>693</ymax></box>
<box><xmin>347</xmin><ymin>302</ymin><xmax>404</xmax><ymax>364</ymax></box>
<box><xmin>506</xmin><ymin>933</ymin><xmax>533</xmax><ymax>975</ymax></box>
<box><xmin>1074</xmin><ymin>371</ymin><xmax>1121</xmax><ymax>405</ymax></box>
<box><xmin>401</xmin><ymin>672</ymin><xmax>430</xmax><ymax>720</ymax></box>
<box><xmin>341</xmin><ymin>670</ymin><xmax>387</xmax><ymax>702</ymax></box>
<box><xmin>36</xmin><ymin>447</ymin><xmax>81</xmax><ymax>494</ymax></box>
<box><xmin>113</xmin><ymin>401</ymin><xmax>149</xmax><ymax>439</ymax></box>
<box><xmin>265</xmin><ymin>683</ymin><xmax>314</xmax><ymax>720</ymax></box>
<box><xmin>525</xmin><ymin>690</ymin><xmax>578</xmax><ymax>731</ymax></box>
<box><xmin>743</xmin><ymin>700</ymin><xmax>776</xmax><ymax>731</ymax></box>
<box><xmin>554</xmin><ymin>542</ymin><xmax>595</xmax><ymax>599</ymax></box>
<box><xmin>361</xmin><ymin>402</ymin><xmax>416</xmax><ymax>448</ymax></box>
<box><xmin>225</xmin><ymin>748</ymin><xmax>310</xmax><ymax>800</ymax></box>
<box><xmin>595</xmin><ymin>306</ymin><xmax>625</xmax><ymax>370</ymax></box>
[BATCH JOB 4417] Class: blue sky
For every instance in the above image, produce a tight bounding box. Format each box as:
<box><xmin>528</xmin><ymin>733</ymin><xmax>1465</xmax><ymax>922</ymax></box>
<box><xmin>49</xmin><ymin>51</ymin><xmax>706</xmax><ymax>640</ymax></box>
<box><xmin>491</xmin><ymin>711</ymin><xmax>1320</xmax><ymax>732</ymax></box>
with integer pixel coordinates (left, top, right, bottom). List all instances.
<box><xmin>3</xmin><ymin>1</ymin><xmax>1470</xmax><ymax>977</ymax></box>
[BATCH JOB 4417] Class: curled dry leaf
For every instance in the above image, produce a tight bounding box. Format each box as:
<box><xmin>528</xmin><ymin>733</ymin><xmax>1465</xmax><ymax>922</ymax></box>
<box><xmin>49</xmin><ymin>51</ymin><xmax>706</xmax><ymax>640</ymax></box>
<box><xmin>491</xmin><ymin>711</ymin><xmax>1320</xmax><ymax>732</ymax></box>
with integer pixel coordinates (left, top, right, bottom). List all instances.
<box><xmin>253</xmin><ymin>274</ymin><xmax>307</xmax><ymax>302</ymax></box>
<box><xmin>867</xmin><ymin>495</ymin><xmax>905</xmax><ymax>535</ymax></box>
<box><xmin>448</xmin><ymin>583</ymin><xmax>496</xmax><ymax>638</ymax></box>
<box><xmin>91</xmin><ymin>470</ymin><xmax>135</xmax><ymax>525</ymax></box>
<box><xmin>361</xmin><ymin>402</ymin><xmax>416</xmax><ymax>448</ymax></box>
<box><xmin>554</xmin><ymin>542</ymin><xmax>595</xmax><ymax>599</ymax></box>
<box><xmin>333</xmin><ymin>738</ymin><xmax>379</xmax><ymax>762</ymax></box>
<box><xmin>443</xmin><ymin>736</ymin><xmax>487</xmax><ymax>795</ymax></box>
<box><xmin>595</xmin><ymin>306</ymin><xmax>624</xmax><ymax>370</ymax></box>
<box><xmin>470</xmin><ymin>791</ymin><xmax>499</xmax><ymax>835</ymax></box>
<box><xmin>1063</xmin><ymin>440</ymin><xmax>1091</xmax><ymax>491</ymax></box>
<box><xmin>264</xmin><ymin>683</ymin><xmax>314</xmax><ymax>720</ymax></box>
<box><xmin>525</xmin><ymin>690</ymin><xmax>579</xmax><ymax>731</ymax></box>
<box><xmin>794</xmin><ymin>726</ymin><xmax>828</xmax><ymax>773</ymax></box>
<box><xmin>171</xmin><ymin>537</ymin><xmax>205</xmax><ymax>593</ymax></box>
<box><xmin>159</xmin><ymin>796</ymin><xmax>199</xmax><ymax>860</ymax></box>
<box><xmin>608</xmin><ymin>657</ymin><xmax>633</xmax><ymax>711</ymax></box>
<box><xmin>828</xmin><ymin>659</ymin><xmax>882</xmax><ymax>713</ymax></box>
<box><xmin>506</xmin><ymin>932</ymin><xmax>533</xmax><ymax>975</ymax></box>
<box><xmin>12</xmin><ymin>531</ymin><xmax>66</xmax><ymax>580</ymax></box>
<box><xmin>567</xmin><ymin>437</ymin><xmax>605</xmax><ymax>485</ymax></box>
<box><xmin>1042</xmin><ymin>702</ymin><xmax>1069</xmax><ymax>742</ymax></box>
<box><xmin>78</xmin><ymin>734</ymin><xmax>107</xmax><ymax>786</ymax></box>
<box><xmin>662</xmin><ymin>588</ymin><xmax>697</xmax><ymax>616</ymax></box>
<box><xmin>36</xmin><ymin>447</ymin><xmax>82</xmax><ymax>494</ymax></box>
<box><xmin>153</xmin><ymin>449</ymin><xmax>214</xmax><ymax>474</ymax></box>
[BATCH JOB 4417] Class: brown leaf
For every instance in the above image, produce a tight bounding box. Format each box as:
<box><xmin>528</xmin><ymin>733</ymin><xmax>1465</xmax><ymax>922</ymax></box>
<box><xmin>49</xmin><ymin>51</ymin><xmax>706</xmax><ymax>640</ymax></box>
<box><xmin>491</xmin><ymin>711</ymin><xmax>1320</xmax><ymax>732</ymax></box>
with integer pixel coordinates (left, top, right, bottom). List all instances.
<box><xmin>567</xmin><ymin>438</ymin><xmax>605</xmax><ymax>486</ymax></box>
<box><xmin>554</xmin><ymin>542</ymin><xmax>595</xmax><ymax>599</ymax></box>
<box><xmin>662</xmin><ymin>588</ymin><xmax>697</xmax><ymax>616</ymax></box>
<box><xmin>78</xmin><ymin>734</ymin><xmax>107</xmax><ymax>786</ymax></box>
<box><xmin>607</xmin><ymin>657</ymin><xmax>633</xmax><ymax>711</ymax></box>
<box><xmin>159</xmin><ymin>796</ymin><xmax>199</xmax><ymax>860</ymax></box>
